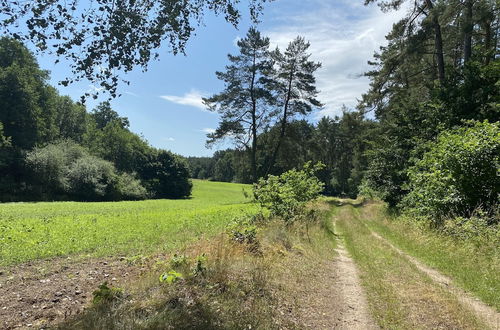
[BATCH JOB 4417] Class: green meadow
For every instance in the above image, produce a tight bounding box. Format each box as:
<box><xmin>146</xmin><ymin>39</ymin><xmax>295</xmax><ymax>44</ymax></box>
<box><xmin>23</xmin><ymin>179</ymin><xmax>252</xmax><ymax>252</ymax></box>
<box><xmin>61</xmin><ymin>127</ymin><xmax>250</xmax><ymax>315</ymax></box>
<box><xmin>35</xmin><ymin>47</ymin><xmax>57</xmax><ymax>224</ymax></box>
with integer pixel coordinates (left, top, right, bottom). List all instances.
<box><xmin>0</xmin><ymin>180</ymin><xmax>257</xmax><ymax>266</ymax></box>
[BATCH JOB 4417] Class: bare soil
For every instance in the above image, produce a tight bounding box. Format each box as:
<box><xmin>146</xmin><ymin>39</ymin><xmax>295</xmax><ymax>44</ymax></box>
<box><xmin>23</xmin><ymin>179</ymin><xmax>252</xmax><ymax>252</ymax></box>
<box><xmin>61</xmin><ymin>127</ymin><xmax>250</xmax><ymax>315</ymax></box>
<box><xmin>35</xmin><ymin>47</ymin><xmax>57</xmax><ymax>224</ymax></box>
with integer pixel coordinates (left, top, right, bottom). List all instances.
<box><xmin>0</xmin><ymin>256</ymin><xmax>149</xmax><ymax>329</ymax></box>
<box><xmin>289</xmin><ymin>243</ymin><xmax>378</xmax><ymax>329</ymax></box>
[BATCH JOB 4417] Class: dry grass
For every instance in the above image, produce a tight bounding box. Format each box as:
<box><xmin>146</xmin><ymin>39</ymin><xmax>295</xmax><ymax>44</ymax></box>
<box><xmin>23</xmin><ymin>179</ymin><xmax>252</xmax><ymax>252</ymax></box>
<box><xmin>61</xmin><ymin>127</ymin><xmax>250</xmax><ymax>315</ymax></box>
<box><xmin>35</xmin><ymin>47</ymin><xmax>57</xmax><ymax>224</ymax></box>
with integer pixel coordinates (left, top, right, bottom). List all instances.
<box><xmin>333</xmin><ymin>202</ymin><xmax>488</xmax><ymax>329</ymax></box>
<box><xmin>57</xmin><ymin>203</ymin><xmax>338</xmax><ymax>329</ymax></box>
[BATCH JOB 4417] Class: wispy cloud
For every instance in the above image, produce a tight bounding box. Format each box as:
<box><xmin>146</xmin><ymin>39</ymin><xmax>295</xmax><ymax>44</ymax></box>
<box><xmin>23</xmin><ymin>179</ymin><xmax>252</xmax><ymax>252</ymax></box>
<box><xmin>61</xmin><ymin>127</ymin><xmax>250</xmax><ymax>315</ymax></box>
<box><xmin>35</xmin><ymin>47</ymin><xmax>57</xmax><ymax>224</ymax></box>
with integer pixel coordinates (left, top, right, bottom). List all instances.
<box><xmin>265</xmin><ymin>1</ymin><xmax>407</xmax><ymax>118</ymax></box>
<box><xmin>160</xmin><ymin>89</ymin><xmax>208</xmax><ymax>111</ymax></box>
<box><xmin>87</xmin><ymin>84</ymin><xmax>104</xmax><ymax>94</ymax></box>
<box><xmin>232</xmin><ymin>36</ymin><xmax>241</xmax><ymax>47</ymax></box>
<box><xmin>124</xmin><ymin>91</ymin><xmax>139</xmax><ymax>97</ymax></box>
<box><xmin>164</xmin><ymin>137</ymin><xmax>175</xmax><ymax>142</ymax></box>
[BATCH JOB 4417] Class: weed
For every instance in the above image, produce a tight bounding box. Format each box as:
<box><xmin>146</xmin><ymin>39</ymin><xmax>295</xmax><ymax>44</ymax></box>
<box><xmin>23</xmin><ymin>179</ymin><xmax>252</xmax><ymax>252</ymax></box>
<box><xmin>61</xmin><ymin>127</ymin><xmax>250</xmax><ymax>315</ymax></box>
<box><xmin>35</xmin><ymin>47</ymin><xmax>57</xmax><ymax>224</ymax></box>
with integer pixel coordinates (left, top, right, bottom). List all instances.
<box><xmin>92</xmin><ymin>282</ymin><xmax>123</xmax><ymax>305</ymax></box>
<box><xmin>159</xmin><ymin>270</ymin><xmax>184</xmax><ymax>284</ymax></box>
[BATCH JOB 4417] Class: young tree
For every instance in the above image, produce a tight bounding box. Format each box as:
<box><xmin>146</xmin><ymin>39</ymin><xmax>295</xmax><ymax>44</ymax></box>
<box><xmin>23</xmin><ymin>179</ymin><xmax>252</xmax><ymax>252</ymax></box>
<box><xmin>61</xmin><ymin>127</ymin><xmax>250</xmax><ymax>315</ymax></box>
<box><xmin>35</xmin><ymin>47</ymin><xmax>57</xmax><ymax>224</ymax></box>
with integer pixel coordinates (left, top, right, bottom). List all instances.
<box><xmin>204</xmin><ymin>27</ymin><xmax>274</xmax><ymax>182</ymax></box>
<box><xmin>266</xmin><ymin>36</ymin><xmax>322</xmax><ymax>175</ymax></box>
<box><xmin>0</xmin><ymin>0</ymin><xmax>268</xmax><ymax>98</ymax></box>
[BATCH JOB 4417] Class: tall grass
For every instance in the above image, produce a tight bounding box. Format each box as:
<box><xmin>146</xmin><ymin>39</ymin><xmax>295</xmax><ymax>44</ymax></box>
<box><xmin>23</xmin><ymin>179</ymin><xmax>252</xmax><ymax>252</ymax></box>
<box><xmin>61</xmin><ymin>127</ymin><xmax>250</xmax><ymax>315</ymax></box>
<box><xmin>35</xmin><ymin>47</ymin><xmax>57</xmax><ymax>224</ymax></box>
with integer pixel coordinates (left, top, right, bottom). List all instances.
<box><xmin>363</xmin><ymin>202</ymin><xmax>500</xmax><ymax>310</ymax></box>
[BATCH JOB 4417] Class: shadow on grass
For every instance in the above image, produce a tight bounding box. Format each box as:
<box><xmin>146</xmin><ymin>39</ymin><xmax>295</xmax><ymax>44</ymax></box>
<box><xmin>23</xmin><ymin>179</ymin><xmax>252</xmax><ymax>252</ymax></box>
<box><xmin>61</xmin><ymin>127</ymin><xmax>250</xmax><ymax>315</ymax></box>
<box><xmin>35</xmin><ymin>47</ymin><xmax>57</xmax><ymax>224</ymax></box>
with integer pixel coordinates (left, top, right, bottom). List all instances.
<box><xmin>327</xmin><ymin>199</ymin><xmax>366</xmax><ymax>208</ymax></box>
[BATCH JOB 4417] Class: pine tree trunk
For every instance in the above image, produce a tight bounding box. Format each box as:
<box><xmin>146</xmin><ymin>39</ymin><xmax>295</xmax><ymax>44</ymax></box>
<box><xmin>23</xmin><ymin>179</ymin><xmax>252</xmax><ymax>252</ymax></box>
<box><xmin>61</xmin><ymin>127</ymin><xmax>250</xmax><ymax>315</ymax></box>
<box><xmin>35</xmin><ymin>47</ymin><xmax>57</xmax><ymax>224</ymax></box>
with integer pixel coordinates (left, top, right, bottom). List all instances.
<box><xmin>484</xmin><ymin>21</ymin><xmax>492</xmax><ymax>65</ymax></box>
<box><xmin>250</xmin><ymin>53</ymin><xmax>258</xmax><ymax>183</ymax></box>
<box><xmin>425</xmin><ymin>0</ymin><xmax>446</xmax><ymax>83</ymax></box>
<box><xmin>463</xmin><ymin>0</ymin><xmax>473</xmax><ymax>63</ymax></box>
<box><xmin>266</xmin><ymin>69</ymin><xmax>294</xmax><ymax>176</ymax></box>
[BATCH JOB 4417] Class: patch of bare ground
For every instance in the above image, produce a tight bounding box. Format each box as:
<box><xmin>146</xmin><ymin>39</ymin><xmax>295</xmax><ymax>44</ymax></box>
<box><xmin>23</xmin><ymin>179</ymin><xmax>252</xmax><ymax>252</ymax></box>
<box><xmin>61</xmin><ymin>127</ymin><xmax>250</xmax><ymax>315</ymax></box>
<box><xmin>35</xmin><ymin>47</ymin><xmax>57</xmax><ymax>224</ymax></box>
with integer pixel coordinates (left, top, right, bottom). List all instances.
<box><xmin>330</xmin><ymin>244</ymin><xmax>378</xmax><ymax>329</ymax></box>
<box><xmin>0</xmin><ymin>255</ymin><xmax>150</xmax><ymax>329</ymax></box>
<box><xmin>279</xmin><ymin>243</ymin><xmax>377</xmax><ymax>329</ymax></box>
<box><xmin>371</xmin><ymin>231</ymin><xmax>500</xmax><ymax>330</ymax></box>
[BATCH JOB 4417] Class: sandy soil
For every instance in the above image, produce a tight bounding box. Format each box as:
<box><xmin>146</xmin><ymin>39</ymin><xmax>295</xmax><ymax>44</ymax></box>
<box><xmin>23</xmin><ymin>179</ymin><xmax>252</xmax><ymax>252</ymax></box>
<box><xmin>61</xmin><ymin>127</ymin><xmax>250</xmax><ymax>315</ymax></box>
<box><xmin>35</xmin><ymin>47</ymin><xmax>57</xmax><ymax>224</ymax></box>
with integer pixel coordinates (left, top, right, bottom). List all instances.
<box><xmin>291</xmin><ymin>242</ymin><xmax>378</xmax><ymax>330</ymax></box>
<box><xmin>371</xmin><ymin>231</ymin><xmax>500</xmax><ymax>330</ymax></box>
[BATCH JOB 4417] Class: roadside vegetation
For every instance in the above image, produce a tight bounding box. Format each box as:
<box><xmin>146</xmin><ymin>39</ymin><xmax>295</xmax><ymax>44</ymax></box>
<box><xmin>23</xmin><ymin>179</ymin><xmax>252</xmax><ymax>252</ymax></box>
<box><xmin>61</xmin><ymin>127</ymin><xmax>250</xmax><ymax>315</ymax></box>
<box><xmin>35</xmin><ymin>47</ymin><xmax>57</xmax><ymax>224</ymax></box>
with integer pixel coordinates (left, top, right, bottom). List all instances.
<box><xmin>56</xmin><ymin>164</ymin><xmax>337</xmax><ymax>329</ymax></box>
<box><xmin>362</xmin><ymin>202</ymin><xmax>500</xmax><ymax>310</ymax></box>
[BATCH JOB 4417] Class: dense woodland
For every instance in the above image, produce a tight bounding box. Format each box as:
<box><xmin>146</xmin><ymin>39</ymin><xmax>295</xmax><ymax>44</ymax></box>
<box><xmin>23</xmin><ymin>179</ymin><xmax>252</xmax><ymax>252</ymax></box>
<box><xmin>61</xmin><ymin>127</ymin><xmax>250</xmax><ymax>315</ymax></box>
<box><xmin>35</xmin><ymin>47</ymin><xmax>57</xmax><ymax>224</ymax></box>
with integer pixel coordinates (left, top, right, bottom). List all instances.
<box><xmin>0</xmin><ymin>38</ymin><xmax>192</xmax><ymax>202</ymax></box>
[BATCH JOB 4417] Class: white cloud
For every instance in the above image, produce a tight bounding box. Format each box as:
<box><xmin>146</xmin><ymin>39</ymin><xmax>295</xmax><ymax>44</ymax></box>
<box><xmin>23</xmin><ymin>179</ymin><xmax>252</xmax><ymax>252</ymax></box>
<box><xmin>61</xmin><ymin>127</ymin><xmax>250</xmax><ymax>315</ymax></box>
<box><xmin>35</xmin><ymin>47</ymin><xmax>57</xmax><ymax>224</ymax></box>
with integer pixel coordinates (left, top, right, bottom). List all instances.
<box><xmin>164</xmin><ymin>137</ymin><xmax>175</xmax><ymax>142</ymax></box>
<box><xmin>233</xmin><ymin>36</ymin><xmax>242</xmax><ymax>47</ymax></box>
<box><xmin>264</xmin><ymin>1</ymin><xmax>407</xmax><ymax>118</ymax></box>
<box><xmin>201</xmin><ymin>128</ymin><xmax>216</xmax><ymax>134</ymax></box>
<box><xmin>159</xmin><ymin>89</ymin><xmax>208</xmax><ymax>111</ymax></box>
<box><xmin>87</xmin><ymin>84</ymin><xmax>104</xmax><ymax>93</ymax></box>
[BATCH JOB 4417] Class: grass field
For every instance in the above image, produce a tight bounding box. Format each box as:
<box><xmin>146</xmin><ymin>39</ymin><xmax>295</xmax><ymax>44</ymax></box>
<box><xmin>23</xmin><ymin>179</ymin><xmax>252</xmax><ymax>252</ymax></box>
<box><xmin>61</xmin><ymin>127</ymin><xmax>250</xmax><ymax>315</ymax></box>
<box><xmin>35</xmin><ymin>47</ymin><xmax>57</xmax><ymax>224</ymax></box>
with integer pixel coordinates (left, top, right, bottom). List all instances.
<box><xmin>0</xmin><ymin>180</ymin><xmax>258</xmax><ymax>267</ymax></box>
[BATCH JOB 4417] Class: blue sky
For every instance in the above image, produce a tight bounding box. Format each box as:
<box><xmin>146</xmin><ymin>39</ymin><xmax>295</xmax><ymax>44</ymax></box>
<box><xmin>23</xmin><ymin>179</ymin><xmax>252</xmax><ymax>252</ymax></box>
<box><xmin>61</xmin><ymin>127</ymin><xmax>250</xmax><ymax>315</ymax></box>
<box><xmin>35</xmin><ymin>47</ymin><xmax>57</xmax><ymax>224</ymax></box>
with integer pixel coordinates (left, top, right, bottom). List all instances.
<box><xmin>35</xmin><ymin>0</ymin><xmax>405</xmax><ymax>157</ymax></box>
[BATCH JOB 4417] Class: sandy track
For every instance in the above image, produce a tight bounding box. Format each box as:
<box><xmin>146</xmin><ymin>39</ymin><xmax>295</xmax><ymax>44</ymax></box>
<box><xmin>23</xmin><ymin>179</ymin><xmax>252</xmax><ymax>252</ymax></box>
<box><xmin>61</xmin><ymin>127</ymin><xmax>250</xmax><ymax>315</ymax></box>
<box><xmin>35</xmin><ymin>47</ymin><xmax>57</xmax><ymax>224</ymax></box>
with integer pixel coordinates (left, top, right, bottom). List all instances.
<box><xmin>371</xmin><ymin>231</ymin><xmax>500</xmax><ymax>330</ymax></box>
<box><xmin>330</xmin><ymin>243</ymin><xmax>378</xmax><ymax>329</ymax></box>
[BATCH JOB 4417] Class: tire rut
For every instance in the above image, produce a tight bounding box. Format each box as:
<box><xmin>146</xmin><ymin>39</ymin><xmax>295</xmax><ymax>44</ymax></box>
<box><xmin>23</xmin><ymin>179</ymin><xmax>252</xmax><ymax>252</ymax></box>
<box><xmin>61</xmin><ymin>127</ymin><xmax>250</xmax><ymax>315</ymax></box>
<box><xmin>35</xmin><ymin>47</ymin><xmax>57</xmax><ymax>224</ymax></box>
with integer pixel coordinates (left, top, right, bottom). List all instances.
<box><xmin>331</xmin><ymin>243</ymin><xmax>379</xmax><ymax>329</ymax></box>
<box><xmin>370</xmin><ymin>230</ymin><xmax>500</xmax><ymax>329</ymax></box>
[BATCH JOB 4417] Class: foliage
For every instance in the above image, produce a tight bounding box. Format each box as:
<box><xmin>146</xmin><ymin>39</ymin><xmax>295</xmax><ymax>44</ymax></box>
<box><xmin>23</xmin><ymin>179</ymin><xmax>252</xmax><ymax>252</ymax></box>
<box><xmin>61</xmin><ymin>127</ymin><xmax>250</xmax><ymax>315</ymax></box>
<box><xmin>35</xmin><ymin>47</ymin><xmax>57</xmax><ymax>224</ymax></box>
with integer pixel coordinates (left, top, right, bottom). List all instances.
<box><xmin>25</xmin><ymin>140</ymin><xmax>147</xmax><ymax>201</ymax></box>
<box><xmin>404</xmin><ymin>121</ymin><xmax>500</xmax><ymax>222</ymax></box>
<box><xmin>204</xmin><ymin>27</ymin><xmax>274</xmax><ymax>182</ymax></box>
<box><xmin>253</xmin><ymin>162</ymin><xmax>325</xmax><ymax>221</ymax></box>
<box><xmin>0</xmin><ymin>0</ymin><xmax>268</xmax><ymax>99</ymax></box>
<box><xmin>115</xmin><ymin>172</ymin><xmax>148</xmax><ymax>201</ymax></box>
<box><xmin>0</xmin><ymin>39</ymin><xmax>192</xmax><ymax>202</ymax></box>
<box><xmin>359</xmin><ymin>0</ymin><xmax>499</xmax><ymax>210</ymax></box>
<box><xmin>92</xmin><ymin>282</ymin><xmax>123</xmax><ymax>305</ymax></box>
<box><xmin>25</xmin><ymin>140</ymin><xmax>88</xmax><ymax>197</ymax></box>
<box><xmin>141</xmin><ymin>149</ymin><xmax>192</xmax><ymax>199</ymax></box>
<box><xmin>159</xmin><ymin>270</ymin><xmax>184</xmax><ymax>285</ymax></box>
<box><xmin>65</xmin><ymin>154</ymin><xmax>118</xmax><ymax>201</ymax></box>
<box><xmin>266</xmin><ymin>36</ymin><xmax>322</xmax><ymax>174</ymax></box>
<box><xmin>0</xmin><ymin>37</ymin><xmax>57</xmax><ymax>150</ymax></box>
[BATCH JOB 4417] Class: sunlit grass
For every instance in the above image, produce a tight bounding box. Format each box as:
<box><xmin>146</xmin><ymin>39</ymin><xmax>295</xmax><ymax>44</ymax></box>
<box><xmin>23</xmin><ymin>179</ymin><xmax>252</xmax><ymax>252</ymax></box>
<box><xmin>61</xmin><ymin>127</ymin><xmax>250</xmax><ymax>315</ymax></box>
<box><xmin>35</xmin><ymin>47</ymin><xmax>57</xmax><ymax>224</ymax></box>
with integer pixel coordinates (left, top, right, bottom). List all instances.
<box><xmin>0</xmin><ymin>180</ymin><xmax>258</xmax><ymax>266</ymax></box>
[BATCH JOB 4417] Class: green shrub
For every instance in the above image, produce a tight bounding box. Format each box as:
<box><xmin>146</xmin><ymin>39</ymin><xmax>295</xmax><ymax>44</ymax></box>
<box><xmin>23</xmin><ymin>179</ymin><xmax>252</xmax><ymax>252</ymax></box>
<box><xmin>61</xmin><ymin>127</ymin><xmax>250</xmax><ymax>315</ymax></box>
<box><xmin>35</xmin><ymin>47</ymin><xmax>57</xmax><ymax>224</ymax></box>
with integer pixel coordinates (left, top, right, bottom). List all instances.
<box><xmin>66</xmin><ymin>155</ymin><xmax>117</xmax><ymax>201</ymax></box>
<box><xmin>25</xmin><ymin>140</ymin><xmax>147</xmax><ymax>201</ymax></box>
<box><xmin>253</xmin><ymin>162</ymin><xmax>325</xmax><ymax>222</ymax></box>
<box><xmin>140</xmin><ymin>149</ymin><xmax>192</xmax><ymax>199</ymax></box>
<box><xmin>25</xmin><ymin>140</ymin><xmax>87</xmax><ymax>196</ymax></box>
<box><xmin>115</xmin><ymin>172</ymin><xmax>148</xmax><ymax>200</ymax></box>
<box><xmin>92</xmin><ymin>282</ymin><xmax>123</xmax><ymax>305</ymax></box>
<box><xmin>404</xmin><ymin>121</ymin><xmax>499</xmax><ymax>223</ymax></box>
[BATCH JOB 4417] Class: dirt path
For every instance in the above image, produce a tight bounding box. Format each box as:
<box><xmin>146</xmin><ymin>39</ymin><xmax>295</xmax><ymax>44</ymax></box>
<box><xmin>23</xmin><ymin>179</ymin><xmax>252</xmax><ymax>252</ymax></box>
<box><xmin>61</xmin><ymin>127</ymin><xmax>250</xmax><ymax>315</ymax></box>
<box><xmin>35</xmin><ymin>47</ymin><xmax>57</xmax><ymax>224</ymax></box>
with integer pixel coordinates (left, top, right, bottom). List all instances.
<box><xmin>289</xmin><ymin>221</ymin><xmax>377</xmax><ymax>329</ymax></box>
<box><xmin>371</xmin><ymin>231</ymin><xmax>500</xmax><ymax>330</ymax></box>
<box><xmin>330</xmin><ymin>243</ymin><xmax>378</xmax><ymax>329</ymax></box>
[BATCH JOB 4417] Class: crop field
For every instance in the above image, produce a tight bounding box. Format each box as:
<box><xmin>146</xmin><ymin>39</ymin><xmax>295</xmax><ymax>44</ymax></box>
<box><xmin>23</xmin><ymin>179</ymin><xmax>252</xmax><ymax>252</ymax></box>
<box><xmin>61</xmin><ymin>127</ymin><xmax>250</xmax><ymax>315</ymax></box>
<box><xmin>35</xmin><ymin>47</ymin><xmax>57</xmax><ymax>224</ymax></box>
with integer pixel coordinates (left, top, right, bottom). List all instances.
<box><xmin>0</xmin><ymin>180</ymin><xmax>257</xmax><ymax>267</ymax></box>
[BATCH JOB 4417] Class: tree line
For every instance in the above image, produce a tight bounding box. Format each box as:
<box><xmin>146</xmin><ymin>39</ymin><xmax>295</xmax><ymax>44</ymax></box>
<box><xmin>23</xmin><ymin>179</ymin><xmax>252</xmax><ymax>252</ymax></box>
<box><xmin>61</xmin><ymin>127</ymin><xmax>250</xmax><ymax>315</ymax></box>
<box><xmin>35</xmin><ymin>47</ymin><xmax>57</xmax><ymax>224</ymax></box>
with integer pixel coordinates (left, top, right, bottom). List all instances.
<box><xmin>0</xmin><ymin>38</ymin><xmax>192</xmax><ymax>202</ymax></box>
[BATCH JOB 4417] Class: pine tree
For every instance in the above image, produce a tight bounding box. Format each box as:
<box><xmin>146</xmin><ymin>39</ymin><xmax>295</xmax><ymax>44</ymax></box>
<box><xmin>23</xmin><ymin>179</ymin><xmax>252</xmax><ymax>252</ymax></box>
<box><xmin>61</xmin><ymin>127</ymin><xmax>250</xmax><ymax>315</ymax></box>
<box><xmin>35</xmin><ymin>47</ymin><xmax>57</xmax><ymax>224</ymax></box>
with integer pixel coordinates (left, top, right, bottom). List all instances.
<box><xmin>204</xmin><ymin>27</ymin><xmax>274</xmax><ymax>182</ymax></box>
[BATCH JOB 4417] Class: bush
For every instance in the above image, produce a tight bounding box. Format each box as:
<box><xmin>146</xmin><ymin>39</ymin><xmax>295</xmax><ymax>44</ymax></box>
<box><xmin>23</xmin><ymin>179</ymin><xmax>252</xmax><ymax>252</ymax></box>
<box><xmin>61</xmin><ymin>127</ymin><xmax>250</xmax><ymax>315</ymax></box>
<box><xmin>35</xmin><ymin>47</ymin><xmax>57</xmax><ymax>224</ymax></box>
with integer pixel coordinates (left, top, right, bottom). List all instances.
<box><xmin>25</xmin><ymin>140</ymin><xmax>147</xmax><ymax>201</ymax></box>
<box><xmin>25</xmin><ymin>140</ymin><xmax>87</xmax><ymax>196</ymax></box>
<box><xmin>66</xmin><ymin>155</ymin><xmax>117</xmax><ymax>201</ymax></box>
<box><xmin>253</xmin><ymin>162</ymin><xmax>325</xmax><ymax>222</ymax></box>
<box><xmin>115</xmin><ymin>172</ymin><xmax>148</xmax><ymax>200</ymax></box>
<box><xmin>140</xmin><ymin>149</ymin><xmax>192</xmax><ymax>199</ymax></box>
<box><xmin>404</xmin><ymin>121</ymin><xmax>499</xmax><ymax>223</ymax></box>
